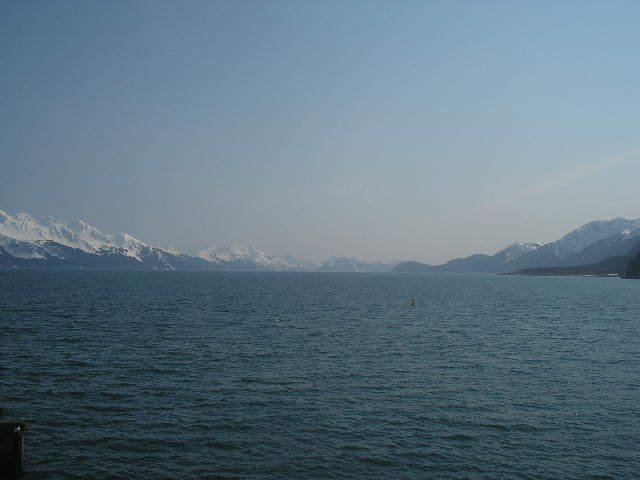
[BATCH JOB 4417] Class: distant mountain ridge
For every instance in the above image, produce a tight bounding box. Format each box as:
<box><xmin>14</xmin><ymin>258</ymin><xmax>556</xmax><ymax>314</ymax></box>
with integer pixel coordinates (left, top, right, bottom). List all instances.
<box><xmin>317</xmin><ymin>256</ymin><xmax>397</xmax><ymax>273</ymax></box>
<box><xmin>3</xmin><ymin>209</ymin><xmax>640</xmax><ymax>274</ymax></box>
<box><xmin>0</xmin><ymin>209</ymin><xmax>323</xmax><ymax>271</ymax></box>
<box><xmin>0</xmin><ymin>209</ymin><xmax>387</xmax><ymax>272</ymax></box>
<box><xmin>393</xmin><ymin>242</ymin><xmax>543</xmax><ymax>273</ymax></box>
<box><xmin>0</xmin><ymin>210</ymin><xmax>147</xmax><ymax>258</ymax></box>
<box><xmin>194</xmin><ymin>244</ymin><xmax>320</xmax><ymax>271</ymax></box>
<box><xmin>393</xmin><ymin>217</ymin><xmax>640</xmax><ymax>274</ymax></box>
<box><xmin>506</xmin><ymin>218</ymin><xmax>640</xmax><ymax>271</ymax></box>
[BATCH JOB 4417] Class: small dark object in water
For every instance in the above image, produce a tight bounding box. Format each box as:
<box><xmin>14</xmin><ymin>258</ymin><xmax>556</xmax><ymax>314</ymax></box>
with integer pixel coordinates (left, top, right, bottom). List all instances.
<box><xmin>0</xmin><ymin>422</ymin><xmax>26</xmax><ymax>479</ymax></box>
<box><xmin>410</xmin><ymin>298</ymin><xmax>415</xmax><ymax>307</ymax></box>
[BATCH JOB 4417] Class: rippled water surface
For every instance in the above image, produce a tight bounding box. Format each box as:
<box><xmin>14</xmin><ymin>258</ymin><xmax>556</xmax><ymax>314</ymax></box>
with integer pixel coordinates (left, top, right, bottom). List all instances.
<box><xmin>1</xmin><ymin>271</ymin><xmax>640</xmax><ymax>479</ymax></box>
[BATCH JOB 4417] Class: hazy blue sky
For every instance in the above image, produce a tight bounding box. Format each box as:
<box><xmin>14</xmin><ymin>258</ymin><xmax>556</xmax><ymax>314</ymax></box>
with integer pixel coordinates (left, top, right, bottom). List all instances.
<box><xmin>2</xmin><ymin>0</ymin><xmax>640</xmax><ymax>263</ymax></box>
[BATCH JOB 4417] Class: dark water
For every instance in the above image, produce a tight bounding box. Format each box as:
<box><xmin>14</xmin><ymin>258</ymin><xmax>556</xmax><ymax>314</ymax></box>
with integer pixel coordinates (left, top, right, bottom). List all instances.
<box><xmin>1</xmin><ymin>271</ymin><xmax>639</xmax><ymax>479</ymax></box>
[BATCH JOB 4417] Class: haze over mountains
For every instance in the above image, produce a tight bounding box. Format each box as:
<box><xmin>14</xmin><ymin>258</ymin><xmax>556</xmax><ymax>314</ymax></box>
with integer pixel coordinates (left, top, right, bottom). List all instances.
<box><xmin>1</xmin><ymin>209</ymin><xmax>640</xmax><ymax>274</ymax></box>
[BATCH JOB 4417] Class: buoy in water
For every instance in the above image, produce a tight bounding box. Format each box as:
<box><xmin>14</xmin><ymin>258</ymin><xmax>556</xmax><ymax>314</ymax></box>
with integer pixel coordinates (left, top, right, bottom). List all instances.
<box><xmin>0</xmin><ymin>422</ymin><xmax>26</xmax><ymax>479</ymax></box>
<box><xmin>410</xmin><ymin>298</ymin><xmax>415</xmax><ymax>307</ymax></box>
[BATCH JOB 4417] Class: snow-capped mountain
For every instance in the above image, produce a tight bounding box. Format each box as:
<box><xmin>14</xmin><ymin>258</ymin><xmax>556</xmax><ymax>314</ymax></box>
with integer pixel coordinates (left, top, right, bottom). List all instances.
<box><xmin>508</xmin><ymin>218</ymin><xmax>640</xmax><ymax>271</ymax></box>
<box><xmin>318</xmin><ymin>256</ymin><xmax>368</xmax><ymax>272</ymax></box>
<box><xmin>4</xmin><ymin>209</ymin><xmax>639</xmax><ymax>274</ymax></box>
<box><xmin>394</xmin><ymin>241</ymin><xmax>544</xmax><ymax>273</ymax></box>
<box><xmin>494</xmin><ymin>242</ymin><xmax>544</xmax><ymax>262</ymax></box>
<box><xmin>393</xmin><ymin>218</ymin><xmax>640</xmax><ymax>274</ymax></box>
<box><xmin>546</xmin><ymin>218</ymin><xmax>640</xmax><ymax>259</ymax></box>
<box><xmin>0</xmin><ymin>233</ymin><xmax>69</xmax><ymax>260</ymax></box>
<box><xmin>195</xmin><ymin>244</ymin><xmax>317</xmax><ymax>271</ymax></box>
<box><xmin>0</xmin><ymin>209</ymin><xmax>153</xmax><ymax>260</ymax></box>
<box><xmin>0</xmin><ymin>209</ymin><xmax>316</xmax><ymax>271</ymax></box>
<box><xmin>318</xmin><ymin>256</ymin><xmax>393</xmax><ymax>272</ymax></box>
<box><xmin>561</xmin><ymin>227</ymin><xmax>640</xmax><ymax>267</ymax></box>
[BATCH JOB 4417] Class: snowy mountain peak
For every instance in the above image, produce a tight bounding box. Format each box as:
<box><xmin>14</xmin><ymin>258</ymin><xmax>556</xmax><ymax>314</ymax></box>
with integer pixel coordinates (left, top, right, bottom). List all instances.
<box><xmin>0</xmin><ymin>209</ymin><xmax>151</xmax><ymax>259</ymax></box>
<box><xmin>317</xmin><ymin>255</ymin><xmax>391</xmax><ymax>272</ymax></box>
<box><xmin>163</xmin><ymin>245</ymin><xmax>184</xmax><ymax>256</ymax></box>
<box><xmin>195</xmin><ymin>244</ymin><xmax>218</xmax><ymax>260</ymax></box>
<box><xmin>15</xmin><ymin>212</ymin><xmax>35</xmax><ymax>220</ymax></box>
<box><xmin>494</xmin><ymin>242</ymin><xmax>543</xmax><ymax>262</ymax></box>
<box><xmin>113</xmin><ymin>232</ymin><xmax>142</xmax><ymax>245</ymax></box>
<box><xmin>195</xmin><ymin>243</ymin><xmax>305</xmax><ymax>270</ymax></box>
<box><xmin>323</xmin><ymin>255</ymin><xmax>364</xmax><ymax>266</ymax></box>
<box><xmin>552</xmin><ymin>217</ymin><xmax>640</xmax><ymax>258</ymax></box>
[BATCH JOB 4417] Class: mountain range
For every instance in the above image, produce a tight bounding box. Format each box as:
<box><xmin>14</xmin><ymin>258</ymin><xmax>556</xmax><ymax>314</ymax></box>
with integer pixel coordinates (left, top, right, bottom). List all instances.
<box><xmin>2</xmin><ymin>209</ymin><xmax>640</xmax><ymax>275</ymax></box>
<box><xmin>392</xmin><ymin>217</ymin><xmax>640</xmax><ymax>275</ymax></box>
<box><xmin>0</xmin><ymin>210</ymin><xmax>393</xmax><ymax>271</ymax></box>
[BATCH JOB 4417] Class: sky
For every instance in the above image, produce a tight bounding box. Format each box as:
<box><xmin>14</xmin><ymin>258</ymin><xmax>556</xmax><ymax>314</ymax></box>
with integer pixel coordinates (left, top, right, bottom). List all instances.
<box><xmin>2</xmin><ymin>0</ymin><xmax>640</xmax><ymax>263</ymax></box>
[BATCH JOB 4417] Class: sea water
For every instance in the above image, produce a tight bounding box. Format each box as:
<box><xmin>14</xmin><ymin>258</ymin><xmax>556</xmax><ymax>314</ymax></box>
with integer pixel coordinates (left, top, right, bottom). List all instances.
<box><xmin>1</xmin><ymin>271</ymin><xmax>639</xmax><ymax>479</ymax></box>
